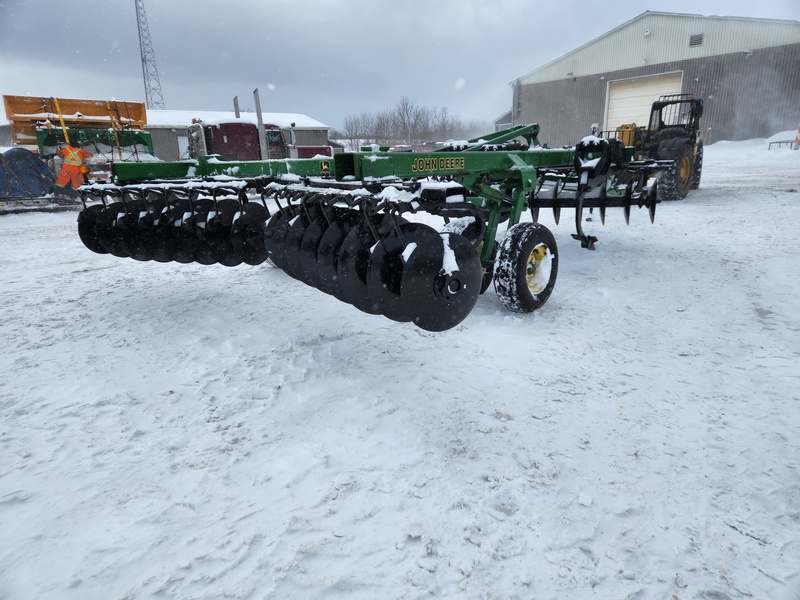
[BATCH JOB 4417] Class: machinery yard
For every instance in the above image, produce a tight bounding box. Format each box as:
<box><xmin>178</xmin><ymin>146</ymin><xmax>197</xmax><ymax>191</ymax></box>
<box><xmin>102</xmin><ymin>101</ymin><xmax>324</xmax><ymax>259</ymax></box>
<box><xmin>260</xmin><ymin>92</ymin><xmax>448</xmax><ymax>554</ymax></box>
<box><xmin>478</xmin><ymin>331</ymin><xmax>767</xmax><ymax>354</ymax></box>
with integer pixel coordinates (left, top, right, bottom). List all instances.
<box><xmin>1</xmin><ymin>136</ymin><xmax>798</xmax><ymax>598</ymax></box>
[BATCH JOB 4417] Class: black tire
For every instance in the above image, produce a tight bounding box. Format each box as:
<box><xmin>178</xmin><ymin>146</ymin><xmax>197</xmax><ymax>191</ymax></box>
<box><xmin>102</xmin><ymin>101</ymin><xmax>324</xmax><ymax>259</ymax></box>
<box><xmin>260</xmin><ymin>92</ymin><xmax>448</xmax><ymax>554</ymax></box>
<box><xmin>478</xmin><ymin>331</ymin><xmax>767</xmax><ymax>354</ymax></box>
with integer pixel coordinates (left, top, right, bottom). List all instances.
<box><xmin>658</xmin><ymin>143</ymin><xmax>693</xmax><ymax>201</ymax></box>
<box><xmin>690</xmin><ymin>143</ymin><xmax>703</xmax><ymax>190</ymax></box>
<box><xmin>493</xmin><ymin>222</ymin><xmax>558</xmax><ymax>313</ymax></box>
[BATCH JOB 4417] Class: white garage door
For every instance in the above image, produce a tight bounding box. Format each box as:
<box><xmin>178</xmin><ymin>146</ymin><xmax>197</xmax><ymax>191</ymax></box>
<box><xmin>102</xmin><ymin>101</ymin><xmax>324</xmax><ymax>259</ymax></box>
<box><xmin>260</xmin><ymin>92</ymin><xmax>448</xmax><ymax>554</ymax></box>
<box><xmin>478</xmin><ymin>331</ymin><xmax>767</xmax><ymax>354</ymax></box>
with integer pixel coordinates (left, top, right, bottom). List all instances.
<box><xmin>605</xmin><ymin>72</ymin><xmax>683</xmax><ymax>132</ymax></box>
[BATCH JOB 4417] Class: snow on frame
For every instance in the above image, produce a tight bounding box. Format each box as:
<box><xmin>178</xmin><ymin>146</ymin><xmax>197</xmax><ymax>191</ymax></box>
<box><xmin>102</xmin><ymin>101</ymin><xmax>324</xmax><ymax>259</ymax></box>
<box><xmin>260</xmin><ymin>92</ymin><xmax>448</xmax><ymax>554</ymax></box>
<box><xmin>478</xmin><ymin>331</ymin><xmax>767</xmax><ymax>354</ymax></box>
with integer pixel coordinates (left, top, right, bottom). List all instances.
<box><xmin>0</xmin><ymin>137</ymin><xmax>799</xmax><ymax>599</ymax></box>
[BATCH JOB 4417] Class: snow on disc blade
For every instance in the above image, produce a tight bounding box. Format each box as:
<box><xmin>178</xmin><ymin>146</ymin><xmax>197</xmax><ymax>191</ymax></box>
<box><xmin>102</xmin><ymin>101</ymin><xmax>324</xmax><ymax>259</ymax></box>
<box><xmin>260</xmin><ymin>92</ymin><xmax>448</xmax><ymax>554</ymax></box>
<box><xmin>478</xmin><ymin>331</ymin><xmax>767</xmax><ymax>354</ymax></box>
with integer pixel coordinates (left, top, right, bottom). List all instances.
<box><xmin>367</xmin><ymin>223</ymin><xmax>441</xmax><ymax>323</ymax></box>
<box><xmin>400</xmin><ymin>232</ymin><xmax>481</xmax><ymax>332</ymax></box>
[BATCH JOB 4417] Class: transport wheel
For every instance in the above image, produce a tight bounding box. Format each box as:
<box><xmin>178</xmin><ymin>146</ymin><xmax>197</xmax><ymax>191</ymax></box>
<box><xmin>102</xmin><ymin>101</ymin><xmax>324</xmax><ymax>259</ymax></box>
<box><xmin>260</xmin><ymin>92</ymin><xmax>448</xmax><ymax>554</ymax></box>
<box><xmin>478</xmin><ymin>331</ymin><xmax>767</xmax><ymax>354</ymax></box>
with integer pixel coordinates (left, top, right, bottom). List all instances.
<box><xmin>690</xmin><ymin>143</ymin><xmax>703</xmax><ymax>190</ymax></box>
<box><xmin>367</xmin><ymin>222</ymin><xmax>441</xmax><ymax>322</ymax></box>
<box><xmin>401</xmin><ymin>231</ymin><xmax>482</xmax><ymax>331</ymax></box>
<box><xmin>231</xmin><ymin>202</ymin><xmax>269</xmax><ymax>265</ymax></box>
<box><xmin>316</xmin><ymin>209</ymin><xmax>362</xmax><ymax>298</ymax></box>
<box><xmin>77</xmin><ymin>204</ymin><xmax>108</xmax><ymax>254</ymax></box>
<box><xmin>658</xmin><ymin>144</ymin><xmax>693</xmax><ymax>201</ymax></box>
<box><xmin>493</xmin><ymin>222</ymin><xmax>558</xmax><ymax>313</ymax></box>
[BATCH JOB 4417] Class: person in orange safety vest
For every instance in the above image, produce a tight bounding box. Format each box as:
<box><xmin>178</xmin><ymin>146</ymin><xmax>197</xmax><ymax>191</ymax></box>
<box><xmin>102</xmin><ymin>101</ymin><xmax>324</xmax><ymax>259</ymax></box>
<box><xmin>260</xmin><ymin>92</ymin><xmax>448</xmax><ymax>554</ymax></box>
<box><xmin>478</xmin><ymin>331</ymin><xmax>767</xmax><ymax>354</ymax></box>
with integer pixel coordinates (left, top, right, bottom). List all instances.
<box><xmin>55</xmin><ymin>141</ymin><xmax>93</xmax><ymax>191</ymax></box>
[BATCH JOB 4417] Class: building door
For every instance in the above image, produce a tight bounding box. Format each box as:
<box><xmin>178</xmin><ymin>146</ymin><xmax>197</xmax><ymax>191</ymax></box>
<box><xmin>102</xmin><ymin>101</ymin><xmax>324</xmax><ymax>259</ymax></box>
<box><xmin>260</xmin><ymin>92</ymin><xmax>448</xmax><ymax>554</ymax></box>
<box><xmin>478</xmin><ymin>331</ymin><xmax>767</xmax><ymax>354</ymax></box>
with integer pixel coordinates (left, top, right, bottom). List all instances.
<box><xmin>605</xmin><ymin>72</ymin><xmax>683</xmax><ymax>132</ymax></box>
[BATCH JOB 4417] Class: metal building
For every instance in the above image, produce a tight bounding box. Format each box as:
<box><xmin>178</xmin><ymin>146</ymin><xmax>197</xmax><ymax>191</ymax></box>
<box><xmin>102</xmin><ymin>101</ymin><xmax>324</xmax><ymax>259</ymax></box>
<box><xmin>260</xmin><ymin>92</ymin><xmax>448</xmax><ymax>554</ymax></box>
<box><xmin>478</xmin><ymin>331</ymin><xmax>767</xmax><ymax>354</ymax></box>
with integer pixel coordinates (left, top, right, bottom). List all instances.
<box><xmin>500</xmin><ymin>12</ymin><xmax>800</xmax><ymax>147</ymax></box>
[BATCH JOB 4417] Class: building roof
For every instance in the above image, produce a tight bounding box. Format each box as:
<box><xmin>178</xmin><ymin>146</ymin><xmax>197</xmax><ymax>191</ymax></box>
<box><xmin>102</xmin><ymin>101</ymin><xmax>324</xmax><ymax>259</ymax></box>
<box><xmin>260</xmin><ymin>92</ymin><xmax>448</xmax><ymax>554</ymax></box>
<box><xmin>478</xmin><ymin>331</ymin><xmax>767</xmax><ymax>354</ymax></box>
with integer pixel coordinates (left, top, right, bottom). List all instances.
<box><xmin>146</xmin><ymin>109</ymin><xmax>328</xmax><ymax>130</ymax></box>
<box><xmin>514</xmin><ymin>11</ymin><xmax>800</xmax><ymax>85</ymax></box>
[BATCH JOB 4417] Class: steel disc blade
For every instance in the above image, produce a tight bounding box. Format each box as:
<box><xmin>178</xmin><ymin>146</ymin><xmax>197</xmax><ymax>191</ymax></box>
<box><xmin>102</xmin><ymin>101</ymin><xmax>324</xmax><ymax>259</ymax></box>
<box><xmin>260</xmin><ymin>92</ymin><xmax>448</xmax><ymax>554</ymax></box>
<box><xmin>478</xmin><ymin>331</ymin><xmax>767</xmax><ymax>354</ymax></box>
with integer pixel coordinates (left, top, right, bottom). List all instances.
<box><xmin>77</xmin><ymin>204</ymin><xmax>108</xmax><ymax>254</ymax></box>
<box><xmin>282</xmin><ymin>202</ymin><xmax>321</xmax><ymax>280</ymax></box>
<box><xmin>133</xmin><ymin>199</ymin><xmax>164</xmax><ymax>262</ymax></box>
<box><xmin>156</xmin><ymin>199</ymin><xmax>186</xmax><ymax>262</ymax></box>
<box><xmin>297</xmin><ymin>216</ymin><xmax>328</xmax><ymax>288</ymax></box>
<box><xmin>94</xmin><ymin>202</ymin><xmax>130</xmax><ymax>257</ymax></box>
<box><xmin>149</xmin><ymin>203</ymin><xmax>177</xmax><ymax>263</ymax></box>
<box><xmin>204</xmin><ymin>199</ymin><xmax>242</xmax><ymax>267</ymax></box>
<box><xmin>263</xmin><ymin>206</ymin><xmax>295</xmax><ymax>270</ymax></box>
<box><xmin>367</xmin><ymin>223</ymin><xmax>440</xmax><ymax>322</ymax></box>
<box><xmin>186</xmin><ymin>200</ymin><xmax>217</xmax><ymax>265</ymax></box>
<box><xmin>231</xmin><ymin>202</ymin><xmax>269</xmax><ymax>265</ymax></box>
<box><xmin>400</xmin><ymin>232</ymin><xmax>482</xmax><ymax>332</ymax></box>
<box><xmin>315</xmin><ymin>209</ymin><xmax>362</xmax><ymax>298</ymax></box>
<box><xmin>118</xmin><ymin>199</ymin><xmax>153</xmax><ymax>261</ymax></box>
<box><xmin>337</xmin><ymin>213</ymin><xmax>407</xmax><ymax>314</ymax></box>
<box><xmin>298</xmin><ymin>206</ymin><xmax>346</xmax><ymax>289</ymax></box>
<box><xmin>162</xmin><ymin>198</ymin><xmax>199</xmax><ymax>263</ymax></box>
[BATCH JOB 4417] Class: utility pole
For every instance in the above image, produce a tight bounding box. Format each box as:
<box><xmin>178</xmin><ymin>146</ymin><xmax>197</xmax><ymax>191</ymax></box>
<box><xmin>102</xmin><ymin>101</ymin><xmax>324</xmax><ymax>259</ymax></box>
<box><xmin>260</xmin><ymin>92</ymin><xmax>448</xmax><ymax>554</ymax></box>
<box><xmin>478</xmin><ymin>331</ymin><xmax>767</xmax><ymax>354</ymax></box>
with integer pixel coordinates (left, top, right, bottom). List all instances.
<box><xmin>134</xmin><ymin>0</ymin><xmax>166</xmax><ymax>110</ymax></box>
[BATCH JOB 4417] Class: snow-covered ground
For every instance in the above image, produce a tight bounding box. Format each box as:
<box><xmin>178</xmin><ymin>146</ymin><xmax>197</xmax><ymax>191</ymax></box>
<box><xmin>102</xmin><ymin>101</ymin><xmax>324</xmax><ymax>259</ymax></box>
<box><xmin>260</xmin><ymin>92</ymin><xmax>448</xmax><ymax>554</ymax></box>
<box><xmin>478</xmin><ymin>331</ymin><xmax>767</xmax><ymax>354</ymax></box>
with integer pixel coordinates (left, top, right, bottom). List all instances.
<box><xmin>1</xmin><ymin>137</ymin><xmax>798</xmax><ymax>599</ymax></box>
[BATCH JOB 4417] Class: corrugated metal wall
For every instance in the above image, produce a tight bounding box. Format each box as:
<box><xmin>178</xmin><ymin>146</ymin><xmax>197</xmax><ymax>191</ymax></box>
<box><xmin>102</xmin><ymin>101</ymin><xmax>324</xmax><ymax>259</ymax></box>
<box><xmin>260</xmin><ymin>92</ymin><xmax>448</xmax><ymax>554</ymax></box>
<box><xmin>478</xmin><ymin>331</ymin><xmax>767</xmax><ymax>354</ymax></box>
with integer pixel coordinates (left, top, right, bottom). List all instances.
<box><xmin>521</xmin><ymin>13</ymin><xmax>800</xmax><ymax>84</ymax></box>
<box><xmin>515</xmin><ymin>43</ymin><xmax>800</xmax><ymax>146</ymax></box>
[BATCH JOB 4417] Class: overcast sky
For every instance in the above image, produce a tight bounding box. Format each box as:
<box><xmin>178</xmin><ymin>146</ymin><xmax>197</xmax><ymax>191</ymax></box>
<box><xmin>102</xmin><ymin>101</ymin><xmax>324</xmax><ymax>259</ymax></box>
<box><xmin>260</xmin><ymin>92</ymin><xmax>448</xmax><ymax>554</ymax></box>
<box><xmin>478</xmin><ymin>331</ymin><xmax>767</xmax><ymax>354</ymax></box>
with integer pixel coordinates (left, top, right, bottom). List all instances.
<box><xmin>1</xmin><ymin>0</ymin><xmax>798</xmax><ymax>129</ymax></box>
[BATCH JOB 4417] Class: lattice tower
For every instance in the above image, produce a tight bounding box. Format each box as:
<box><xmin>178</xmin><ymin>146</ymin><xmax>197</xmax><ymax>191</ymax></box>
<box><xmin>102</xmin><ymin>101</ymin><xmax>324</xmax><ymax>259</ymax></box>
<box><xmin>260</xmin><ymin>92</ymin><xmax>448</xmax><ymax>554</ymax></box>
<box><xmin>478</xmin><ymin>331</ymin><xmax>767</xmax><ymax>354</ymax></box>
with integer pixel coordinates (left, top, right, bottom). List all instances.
<box><xmin>134</xmin><ymin>0</ymin><xmax>166</xmax><ymax>110</ymax></box>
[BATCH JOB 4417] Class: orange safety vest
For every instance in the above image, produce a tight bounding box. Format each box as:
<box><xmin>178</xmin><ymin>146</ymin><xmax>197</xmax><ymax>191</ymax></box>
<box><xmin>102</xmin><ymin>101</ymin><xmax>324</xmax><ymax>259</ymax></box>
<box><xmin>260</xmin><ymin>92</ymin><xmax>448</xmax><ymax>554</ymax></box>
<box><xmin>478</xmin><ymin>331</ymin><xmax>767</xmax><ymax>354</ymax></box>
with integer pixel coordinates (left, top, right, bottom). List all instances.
<box><xmin>62</xmin><ymin>146</ymin><xmax>84</xmax><ymax>166</ymax></box>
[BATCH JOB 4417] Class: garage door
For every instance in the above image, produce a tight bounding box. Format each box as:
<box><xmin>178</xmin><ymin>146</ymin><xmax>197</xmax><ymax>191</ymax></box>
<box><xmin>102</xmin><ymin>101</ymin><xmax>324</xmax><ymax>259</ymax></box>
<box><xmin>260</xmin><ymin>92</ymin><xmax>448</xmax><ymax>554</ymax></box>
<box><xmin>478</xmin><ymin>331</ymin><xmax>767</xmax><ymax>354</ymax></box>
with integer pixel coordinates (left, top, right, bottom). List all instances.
<box><xmin>605</xmin><ymin>72</ymin><xmax>683</xmax><ymax>132</ymax></box>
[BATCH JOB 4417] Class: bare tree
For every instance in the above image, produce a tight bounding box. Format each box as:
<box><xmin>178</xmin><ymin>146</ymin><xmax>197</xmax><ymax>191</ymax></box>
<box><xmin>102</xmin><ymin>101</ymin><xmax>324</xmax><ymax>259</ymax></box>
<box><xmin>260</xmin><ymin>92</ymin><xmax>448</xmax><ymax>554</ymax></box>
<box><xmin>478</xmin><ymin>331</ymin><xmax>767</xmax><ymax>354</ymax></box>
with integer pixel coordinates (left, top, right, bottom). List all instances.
<box><xmin>373</xmin><ymin>110</ymin><xmax>394</xmax><ymax>146</ymax></box>
<box><xmin>339</xmin><ymin>114</ymin><xmax>364</xmax><ymax>151</ymax></box>
<box><xmin>334</xmin><ymin>98</ymin><xmax>494</xmax><ymax>148</ymax></box>
<box><xmin>392</xmin><ymin>96</ymin><xmax>417</xmax><ymax>145</ymax></box>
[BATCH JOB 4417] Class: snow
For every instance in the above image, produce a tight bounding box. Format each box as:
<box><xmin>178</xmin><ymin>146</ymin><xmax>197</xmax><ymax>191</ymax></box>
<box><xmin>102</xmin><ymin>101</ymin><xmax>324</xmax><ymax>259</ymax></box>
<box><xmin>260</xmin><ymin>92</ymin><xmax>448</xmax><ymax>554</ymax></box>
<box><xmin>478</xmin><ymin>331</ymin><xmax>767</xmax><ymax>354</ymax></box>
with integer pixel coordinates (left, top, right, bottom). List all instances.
<box><xmin>1</xmin><ymin>138</ymin><xmax>799</xmax><ymax>599</ymax></box>
<box><xmin>765</xmin><ymin>129</ymin><xmax>799</xmax><ymax>144</ymax></box>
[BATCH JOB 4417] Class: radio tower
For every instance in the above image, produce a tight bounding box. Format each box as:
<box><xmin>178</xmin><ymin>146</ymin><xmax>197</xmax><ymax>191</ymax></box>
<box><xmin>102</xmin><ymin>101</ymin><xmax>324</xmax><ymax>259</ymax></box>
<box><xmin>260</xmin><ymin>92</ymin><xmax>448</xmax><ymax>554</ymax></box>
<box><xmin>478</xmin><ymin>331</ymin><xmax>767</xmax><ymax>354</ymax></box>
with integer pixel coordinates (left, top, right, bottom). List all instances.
<box><xmin>134</xmin><ymin>0</ymin><xmax>166</xmax><ymax>109</ymax></box>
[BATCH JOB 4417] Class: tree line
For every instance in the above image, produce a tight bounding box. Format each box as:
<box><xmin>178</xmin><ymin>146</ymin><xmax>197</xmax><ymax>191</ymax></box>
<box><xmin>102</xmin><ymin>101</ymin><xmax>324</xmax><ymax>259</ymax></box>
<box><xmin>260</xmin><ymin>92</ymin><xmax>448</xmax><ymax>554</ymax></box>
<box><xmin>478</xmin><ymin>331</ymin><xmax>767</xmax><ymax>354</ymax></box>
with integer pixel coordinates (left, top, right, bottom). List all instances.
<box><xmin>329</xmin><ymin>97</ymin><xmax>492</xmax><ymax>151</ymax></box>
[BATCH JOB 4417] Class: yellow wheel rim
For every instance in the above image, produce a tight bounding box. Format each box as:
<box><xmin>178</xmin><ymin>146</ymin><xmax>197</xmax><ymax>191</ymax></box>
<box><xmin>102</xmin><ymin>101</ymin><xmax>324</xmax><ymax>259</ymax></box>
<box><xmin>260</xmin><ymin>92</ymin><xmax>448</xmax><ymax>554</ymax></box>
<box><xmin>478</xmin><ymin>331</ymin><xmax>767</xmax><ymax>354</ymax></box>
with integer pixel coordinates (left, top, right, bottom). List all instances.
<box><xmin>678</xmin><ymin>154</ymin><xmax>692</xmax><ymax>186</ymax></box>
<box><xmin>525</xmin><ymin>244</ymin><xmax>550</xmax><ymax>294</ymax></box>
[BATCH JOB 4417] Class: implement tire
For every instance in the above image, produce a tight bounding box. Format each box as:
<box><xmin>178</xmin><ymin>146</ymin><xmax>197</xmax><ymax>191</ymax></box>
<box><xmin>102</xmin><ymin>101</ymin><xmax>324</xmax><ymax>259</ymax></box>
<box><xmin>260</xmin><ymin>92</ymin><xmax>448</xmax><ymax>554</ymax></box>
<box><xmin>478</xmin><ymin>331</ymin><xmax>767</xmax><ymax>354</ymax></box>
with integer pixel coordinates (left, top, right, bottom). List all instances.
<box><xmin>493</xmin><ymin>222</ymin><xmax>558</xmax><ymax>313</ymax></box>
